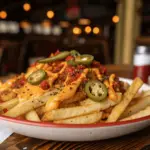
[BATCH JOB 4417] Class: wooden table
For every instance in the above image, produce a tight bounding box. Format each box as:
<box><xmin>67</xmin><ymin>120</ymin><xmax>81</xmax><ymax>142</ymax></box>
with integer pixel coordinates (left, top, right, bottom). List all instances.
<box><xmin>1</xmin><ymin>65</ymin><xmax>150</xmax><ymax>150</ymax></box>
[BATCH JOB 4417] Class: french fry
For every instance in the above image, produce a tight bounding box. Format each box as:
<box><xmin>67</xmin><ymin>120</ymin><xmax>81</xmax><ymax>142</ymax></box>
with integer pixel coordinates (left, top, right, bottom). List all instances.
<box><xmin>121</xmin><ymin>106</ymin><xmax>150</xmax><ymax>121</ymax></box>
<box><xmin>60</xmin><ymin>91</ymin><xmax>86</xmax><ymax>106</ymax></box>
<box><xmin>80</xmin><ymin>93</ymin><xmax>122</xmax><ymax>108</ymax></box>
<box><xmin>54</xmin><ymin>112</ymin><xmax>102</xmax><ymax>124</ymax></box>
<box><xmin>0</xmin><ymin>98</ymin><xmax>19</xmax><ymax>112</ymax></box>
<box><xmin>0</xmin><ymin>89</ymin><xmax>17</xmax><ymax>101</ymax></box>
<box><xmin>42</xmin><ymin>104</ymin><xmax>102</xmax><ymax>121</ymax></box>
<box><xmin>43</xmin><ymin>93</ymin><xmax>122</xmax><ymax>121</ymax></box>
<box><xmin>60</xmin><ymin>102</ymin><xmax>80</xmax><ymax>108</ymax></box>
<box><xmin>121</xmin><ymin>96</ymin><xmax>150</xmax><ymax>118</ymax></box>
<box><xmin>3</xmin><ymin>91</ymin><xmax>56</xmax><ymax>118</ymax></box>
<box><xmin>107</xmin><ymin>78</ymin><xmax>143</xmax><ymax>122</ymax></box>
<box><xmin>25</xmin><ymin>110</ymin><xmax>41</xmax><ymax>122</ymax></box>
<box><xmin>35</xmin><ymin>106</ymin><xmax>45</xmax><ymax>117</ymax></box>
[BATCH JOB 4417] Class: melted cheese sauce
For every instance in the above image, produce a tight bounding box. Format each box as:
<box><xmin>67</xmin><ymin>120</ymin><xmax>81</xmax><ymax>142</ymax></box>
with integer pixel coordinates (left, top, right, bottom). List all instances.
<box><xmin>13</xmin><ymin>83</ymin><xmax>45</xmax><ymax>102</ymax></box>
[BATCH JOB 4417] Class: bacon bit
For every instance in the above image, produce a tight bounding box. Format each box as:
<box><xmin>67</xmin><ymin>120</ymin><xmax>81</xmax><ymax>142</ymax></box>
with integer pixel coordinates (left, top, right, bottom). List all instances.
<box><xmin>66</xmin><ymin>66</ymin><xmax>76</xmax><ymax>75</ymax></box>
<box><xmin>65</xmin><ymin>55</ymin><xmax>74</xmax><ymax>61</ymax></box>
<box><xmin>92</xmin><ymin>61</ymin><xmax>101</xmax><ymax>68</ymax></box>
<box><xmin>100</xmin><ymin>66</ymin><xmax>107</xmax><ymax>74</ymax></box>
<box><xmin>113</xmin><ymin>81</ymin><xmax>121</xmax><ymax>92</ymax></box>
<box><xmin>92</xmin><ymin>61</ymin><xmax>107</xmax><ymax>74</ymax></box>
<box><xmin>11</xmin><ymin>76</ymin><xmax>26</xmax><ymax>89</ymax></box>
<box><xmin>54</xmin><ymin>50</ymin><xmax>60</xmax><ymax>56</ymax></box>
<box><xmin>40</xmin><ymin>80</ymin><xmax>50</xmax><ymax>90</ymax></box>
<box><xmin>77</xmin><ymin>65</ymin><xmax>86</xmax><ymax>70</ymax></box>
<box><xmin>52</xmin><ymin>64</ymin><xmax>64</xmax><ymax>73</ymax></box>
<box><xmin>3</xmin><ymin>108</ymin><xmax>8</xmax><ymax>113</ymax></box>
<box><xmin>30</xmin><ymin>62</ymin><xmax>37</xmax><ymax>67</ymax></box>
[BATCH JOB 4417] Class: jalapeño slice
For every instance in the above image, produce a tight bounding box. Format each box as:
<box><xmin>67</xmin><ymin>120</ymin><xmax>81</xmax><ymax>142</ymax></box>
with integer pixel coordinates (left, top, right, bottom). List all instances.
<box><xmin>27</xmin><ymin>69</ymin><xmax>47</xmax><ymax>85</ymax></box>
<box><xmin>75</xmin><ymin>54</ymin><xmax>94</xmax><ymax>65</ymax></box>
<box><xmin>85</xmin><ymin>80</ymin><xmax>108</xmax><ymax>102</ymax></box>
<box><xmin>38</xmin><ymin>51</ymin><xmax>70</xmax><ymax>63</ymax></box>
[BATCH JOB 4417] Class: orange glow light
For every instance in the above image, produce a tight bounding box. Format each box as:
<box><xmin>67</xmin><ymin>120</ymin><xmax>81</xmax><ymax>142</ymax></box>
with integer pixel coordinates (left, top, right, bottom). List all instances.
<box><xmin>112</xmin><ymin>15</ymin><xmax>119</xmax><ymax>23</ymax></box>
<box><xmin>23</xmin><ymin>3</ymin><xmax>31</xmax><ymax>11</ymax></box>
<box><xmin>85</xmin><ymin>26</ymin><xmax>91</xmax><ymax>34</ymax></box>
<box><xmin>0</xmin><ymin>11</ymin><xmax>7</xmax><ymax>19</ymax></box>
<box><xmin>47</xmin><ymin>10</ymin><xmax>55</xmax><ymax>19</ymax></box>
<box><xmin>93</xmin><ymin>27</ymin><xmax>100</xmax><ymax>34</ymax></box>
<box><xmin>73</xmin><ymin>27</ymin><xmax>82</xmax><ymax>35</ymax></box>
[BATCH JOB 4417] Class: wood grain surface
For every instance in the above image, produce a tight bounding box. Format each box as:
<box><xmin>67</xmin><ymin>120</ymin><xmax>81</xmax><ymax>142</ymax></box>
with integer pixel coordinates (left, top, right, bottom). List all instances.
<box><xmin>1</xmin><ymin>126</ymin><xmax>150</xmax><ymax>150</ymax></box>
<box><xmin>1</xmin><ymin>65</ymin><xmax>149</xmax><ymax>150</ymax></box>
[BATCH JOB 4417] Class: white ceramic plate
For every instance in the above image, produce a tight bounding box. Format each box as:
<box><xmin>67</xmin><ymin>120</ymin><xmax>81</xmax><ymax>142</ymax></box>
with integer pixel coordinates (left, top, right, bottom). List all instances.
<box><xmin>0</xmin><ymin>78</ymin><xmax>150</xmax><ymax>141</ymax></box>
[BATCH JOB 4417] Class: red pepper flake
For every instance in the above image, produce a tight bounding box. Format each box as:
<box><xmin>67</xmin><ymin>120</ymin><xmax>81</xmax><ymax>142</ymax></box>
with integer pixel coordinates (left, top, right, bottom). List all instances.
<box><xmin>3</xmin><ymin>108</ymin><xmax>8</xmax><ymax>113</ymax></box>
<box><xmin>65</xmin><ymin>55</ymin><xmax>74</xmax><ymax>61</ymax></box>
<box><xmin>40</xmin><ymin>80</ymin><xmax>50</xmax><ymax>90</ymax></box>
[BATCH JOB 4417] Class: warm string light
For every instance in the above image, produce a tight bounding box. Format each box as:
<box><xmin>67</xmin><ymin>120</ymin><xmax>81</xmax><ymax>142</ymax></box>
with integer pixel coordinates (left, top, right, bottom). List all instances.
<box><xmin>73</xmin><ymin>27</ymin><xmax>82</xmax><ymax>35</ymax></box>
<box><xmin>23</xmin><ymin>3</ymin><xmax>31</xmax><ymax>11</ymax></box>
<box><xmin>84</xmin><ymin>26</ymin><xmax>91</xmax><ymax>34</ymax></box>
<box><xmin>112</xmin><ymin>15</ymin><xmax>119</xmax><ymax>23</ymax></box>
<box><xmin>93</xmin><ymin>27</ymin><xmax>100</xmax><ymax>34</ymax></box>
<box><xmin>47</xmin><ymin>10</ymin><xmax>55</xmax><ymax>19</ymax></box>
<box><xmin>0</xmin><ymin>11</ymin><xmax>7</xmax><ymax>19</ymax></box>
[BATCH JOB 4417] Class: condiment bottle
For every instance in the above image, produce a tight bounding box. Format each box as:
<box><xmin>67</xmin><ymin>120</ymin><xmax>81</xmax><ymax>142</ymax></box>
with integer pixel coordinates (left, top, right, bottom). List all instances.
<box><xmin>133</xmin><ymin>45</ymin><xmax>150</xmax><ymax>84</ymax></box>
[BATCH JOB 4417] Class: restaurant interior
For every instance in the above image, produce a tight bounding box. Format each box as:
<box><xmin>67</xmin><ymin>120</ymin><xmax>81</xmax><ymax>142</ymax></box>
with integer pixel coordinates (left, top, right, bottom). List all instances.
<box><xmin>0</xmin><ymin>0</ymin><xmax>149</xmax><ymax>79</ymax></box>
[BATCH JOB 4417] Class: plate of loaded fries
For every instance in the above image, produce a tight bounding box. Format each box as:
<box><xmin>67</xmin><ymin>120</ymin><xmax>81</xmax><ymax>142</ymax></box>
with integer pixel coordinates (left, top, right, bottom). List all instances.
<box><xmin>0</xmin><ymin>50</ymin><xmax>150</xmax><ymax>141</ymax></box>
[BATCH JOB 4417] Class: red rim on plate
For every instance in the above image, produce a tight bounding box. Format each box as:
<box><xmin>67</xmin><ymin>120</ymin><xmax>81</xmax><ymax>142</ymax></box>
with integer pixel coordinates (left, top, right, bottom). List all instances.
<box><xmin>0</xmin><ymin>115</ymin><xmax>150</xmax><ymax>128</ymax></box>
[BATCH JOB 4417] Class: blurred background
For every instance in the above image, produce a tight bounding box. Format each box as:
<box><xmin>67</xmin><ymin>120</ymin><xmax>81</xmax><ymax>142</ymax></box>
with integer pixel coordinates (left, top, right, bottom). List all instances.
<box><xmin>0</xmin><ymin>0</ymin><xmax>149</xmax><ymax>76</ymax></box>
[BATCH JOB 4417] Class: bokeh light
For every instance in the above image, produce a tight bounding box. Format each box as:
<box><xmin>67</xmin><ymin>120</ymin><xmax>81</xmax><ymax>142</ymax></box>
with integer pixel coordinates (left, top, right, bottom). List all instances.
<box><xmin>0</xmin><ymin>11</ymin><xmax>7</xmax><ymax>19</ymax></box>
<box><xmin>85</xmin><ymin>26</ymin><xmax>92</xmax><ymax>34</ymax></box>
<box><xmin>23</xmin><ymin>3</ymin><xmax>31</xmax><ymax>12</ymax></box>
<box><xmin>93</xmin><ymin>27</ymin><xmax>100</xmax><ymax>34</ymax></box>
<box><xmin>47</xmin><ymin>10</ymin><xmax>55</xmax><ymax>19</ymax></box>
<box><xmin>73</xmin><ymin>27</ymin><xmax>82</xmax><ymax>35</ymax></box>
<box><xmin>112</xmin><ymin>15</ymin><xmax>119</xmax><ymax>23</ymax></box>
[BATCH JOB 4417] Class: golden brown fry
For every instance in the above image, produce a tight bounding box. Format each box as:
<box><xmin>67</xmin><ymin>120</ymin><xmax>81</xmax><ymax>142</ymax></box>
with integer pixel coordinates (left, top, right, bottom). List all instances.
<box><xmin>121</xmin><ymin>96</ymin><xmax>150</xmax><ymax>118</ymax></box>
<box><xmin>54</xmin><ymin>112</ymin><xmax>102</xmax><ymax>124</ymax></box>
<box><xmin>0</xmin><ymin>98</ymin><xmax>19</xmax><ymax>112</ymax></box>
<box><xmin>121</xmin><ymin>106</ymin><xmax>150</xmax><ymax>121</ymax></box>
<box><xmin>107</xmin><ymin>78</ymin><xmax>143</xmax><ymax>122</ymax></box>
<box><xmin>80</xmin><ymin>93</ymin><xmax>122</xmax><ymax>108</ymax></box>
<box><xmin>25</xmin><ymin>110</ymin><xmax>41</xmax><ymax>122</ymax></box>
<box><xmin>42</xmin><ymin>104</ymin><xmax>102</xmax><ymax>121</ymax></box>
<box><xmin>4</xmin><ymin>91</ymin><xmax>55</xmax><ymax>117</ymax></box>
<box><xmin>0</xmin><ymin>89</ymin><xmax>17</xmax><ymax>101</ymax></box>
<box><xmin>35</xmin><ymin>106</ymin><xmax>45</xmax><ymax>118</ymax></box>
<box><xmin>60</xmin><ymin>91</ymin><xmax>86</xmax><ymax>107</ymax></box>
